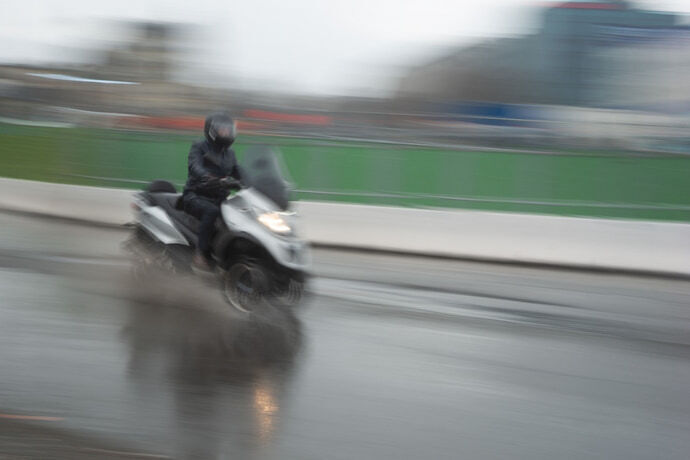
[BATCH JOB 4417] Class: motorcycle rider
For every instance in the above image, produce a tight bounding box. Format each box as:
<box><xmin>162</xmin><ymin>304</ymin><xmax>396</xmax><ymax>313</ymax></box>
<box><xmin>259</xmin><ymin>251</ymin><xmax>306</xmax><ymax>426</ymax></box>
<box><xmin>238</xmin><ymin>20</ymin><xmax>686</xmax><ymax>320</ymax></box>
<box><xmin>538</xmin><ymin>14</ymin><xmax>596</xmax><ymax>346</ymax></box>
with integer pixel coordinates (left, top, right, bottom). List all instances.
<box><xmin>182</xmin><ymin>112</ymin><xmax>242</xmax><ymax>271</ymax></box>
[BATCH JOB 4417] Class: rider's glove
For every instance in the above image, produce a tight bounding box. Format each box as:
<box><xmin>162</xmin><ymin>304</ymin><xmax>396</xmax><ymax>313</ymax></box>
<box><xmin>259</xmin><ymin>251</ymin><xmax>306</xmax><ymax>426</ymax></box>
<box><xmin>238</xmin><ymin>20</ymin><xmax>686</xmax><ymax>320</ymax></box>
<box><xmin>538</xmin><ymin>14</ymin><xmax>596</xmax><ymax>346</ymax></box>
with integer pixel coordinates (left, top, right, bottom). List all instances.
<box><xmin>219</xmin><ymin>177</ymin><xmax>241</xmax><ymax>190</ymax></box>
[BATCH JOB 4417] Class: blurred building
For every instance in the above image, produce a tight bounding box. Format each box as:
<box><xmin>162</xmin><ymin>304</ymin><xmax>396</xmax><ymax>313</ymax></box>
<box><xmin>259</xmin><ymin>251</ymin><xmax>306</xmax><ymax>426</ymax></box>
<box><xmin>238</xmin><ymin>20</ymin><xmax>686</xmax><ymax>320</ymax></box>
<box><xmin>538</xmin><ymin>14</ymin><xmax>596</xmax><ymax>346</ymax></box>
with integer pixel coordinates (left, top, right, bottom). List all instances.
<box><xmin>398</xmin><ymin>0</ymin><xmax>688</xmax><ymax>108</ymax></box>
<box><xmin>585</xmin><ymin>24</ymin><xmax>690</xmax><ymax>109</ymax></box>
<box><xmin>101</xmin><ymin>22</ymin><xmax>178</xmax><ymax>82</ymax></box>
<box><xmin>0</xmin><ymin>21</ymin><xmax>223</xmax><ymax>122</ymax></box>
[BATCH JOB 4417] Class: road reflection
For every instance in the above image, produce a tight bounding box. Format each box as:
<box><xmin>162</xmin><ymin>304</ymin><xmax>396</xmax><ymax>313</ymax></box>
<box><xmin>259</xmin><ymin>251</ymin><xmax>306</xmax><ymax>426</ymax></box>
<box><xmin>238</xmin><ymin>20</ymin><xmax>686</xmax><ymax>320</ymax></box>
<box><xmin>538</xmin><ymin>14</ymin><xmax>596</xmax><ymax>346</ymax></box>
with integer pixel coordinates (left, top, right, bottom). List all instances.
<box><xmin>121</xmin><ymin>276</ymin><xmax>303</xmax><ymax>459</ymax></box>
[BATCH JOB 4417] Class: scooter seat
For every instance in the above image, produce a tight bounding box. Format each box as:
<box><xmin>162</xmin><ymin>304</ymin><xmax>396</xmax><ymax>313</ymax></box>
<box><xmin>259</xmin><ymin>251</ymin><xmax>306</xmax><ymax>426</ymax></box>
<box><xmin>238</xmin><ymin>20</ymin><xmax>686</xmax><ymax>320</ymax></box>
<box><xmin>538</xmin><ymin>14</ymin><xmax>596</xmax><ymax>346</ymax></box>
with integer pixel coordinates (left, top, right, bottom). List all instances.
<box><xmin>148</xmin><ymin>192</ymin><xmax>181</xmax><ymax>211</ymax></box>
<box><xmin>149</xmin><ymin>193</ymin><xmax>200</xmax><ymax>234</ymax></box>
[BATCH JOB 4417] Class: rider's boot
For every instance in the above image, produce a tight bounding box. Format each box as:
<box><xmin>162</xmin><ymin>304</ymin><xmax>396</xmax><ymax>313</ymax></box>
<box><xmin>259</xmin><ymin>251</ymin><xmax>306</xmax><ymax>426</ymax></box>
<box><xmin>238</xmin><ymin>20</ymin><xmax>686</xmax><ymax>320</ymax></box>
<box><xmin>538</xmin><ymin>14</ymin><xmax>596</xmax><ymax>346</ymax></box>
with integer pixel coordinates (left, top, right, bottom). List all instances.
<box><xmin>191</xmin><ymin>250</ymin><xmax>213</xmax><ymax>273</ymax></box>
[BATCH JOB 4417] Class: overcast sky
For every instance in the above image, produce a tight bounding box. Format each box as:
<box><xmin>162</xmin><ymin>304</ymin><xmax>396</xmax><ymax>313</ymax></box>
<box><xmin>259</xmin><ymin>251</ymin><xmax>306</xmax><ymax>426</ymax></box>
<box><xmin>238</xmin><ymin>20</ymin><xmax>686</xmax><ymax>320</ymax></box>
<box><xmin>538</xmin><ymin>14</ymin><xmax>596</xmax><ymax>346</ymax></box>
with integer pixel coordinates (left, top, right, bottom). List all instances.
<box><xmin>1</xmin><ymin>0</ymin><xmax>689</xmax><ymax>95</ymax></box>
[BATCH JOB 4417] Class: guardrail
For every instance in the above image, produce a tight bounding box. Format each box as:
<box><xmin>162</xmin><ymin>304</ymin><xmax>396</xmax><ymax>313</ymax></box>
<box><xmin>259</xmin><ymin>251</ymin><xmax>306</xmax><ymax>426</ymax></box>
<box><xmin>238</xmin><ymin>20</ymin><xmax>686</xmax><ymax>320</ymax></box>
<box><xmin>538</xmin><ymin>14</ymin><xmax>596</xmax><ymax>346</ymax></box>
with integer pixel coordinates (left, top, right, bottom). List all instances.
<box><xmin>2</xmin><ymin>122</ymin><xmax>690</xmax><ymax>221</ymax></box>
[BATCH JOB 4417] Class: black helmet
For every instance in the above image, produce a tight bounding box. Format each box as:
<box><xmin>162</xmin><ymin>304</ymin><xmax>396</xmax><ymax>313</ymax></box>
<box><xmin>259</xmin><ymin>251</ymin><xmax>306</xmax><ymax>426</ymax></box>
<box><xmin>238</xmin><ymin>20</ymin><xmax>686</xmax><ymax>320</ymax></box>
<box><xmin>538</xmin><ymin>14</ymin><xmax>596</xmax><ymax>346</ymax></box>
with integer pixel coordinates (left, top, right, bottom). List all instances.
<box><xmin>204</xmin><ymin>112</ymin><xmax>236</xmax><ymax>150</ymax></box>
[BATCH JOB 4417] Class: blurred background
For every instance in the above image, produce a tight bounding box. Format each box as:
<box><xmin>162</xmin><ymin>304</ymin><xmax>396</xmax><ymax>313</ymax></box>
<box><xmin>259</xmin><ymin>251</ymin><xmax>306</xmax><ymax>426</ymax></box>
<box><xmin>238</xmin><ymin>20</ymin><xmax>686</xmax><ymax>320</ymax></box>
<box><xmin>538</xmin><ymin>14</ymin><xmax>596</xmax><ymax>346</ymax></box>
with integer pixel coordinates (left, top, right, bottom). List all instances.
<box><xmin>2</xmin><ymin>1</ymin><xmax>690</xmax><ymax>459</ymax></box>
<box><xmin>2</xmin><ymin>0</ymin><xmax>690</xmax><ymax>219</ymax></box>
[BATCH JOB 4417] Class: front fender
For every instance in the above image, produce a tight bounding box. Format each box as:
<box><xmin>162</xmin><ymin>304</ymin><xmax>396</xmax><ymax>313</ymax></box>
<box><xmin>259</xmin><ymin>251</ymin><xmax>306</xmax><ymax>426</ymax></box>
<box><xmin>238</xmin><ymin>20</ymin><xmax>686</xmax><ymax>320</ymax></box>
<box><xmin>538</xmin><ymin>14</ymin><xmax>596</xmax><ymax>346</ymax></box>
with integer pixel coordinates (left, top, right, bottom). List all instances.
<box><xmin>219</xmin><ymin>200</ymin><xmax>311</xmax><ymax>272</ymax></box>
<box><xmin>213</xmin><ymin>230</ymin><xmax>265</xmax><ymax>265</ymax></box>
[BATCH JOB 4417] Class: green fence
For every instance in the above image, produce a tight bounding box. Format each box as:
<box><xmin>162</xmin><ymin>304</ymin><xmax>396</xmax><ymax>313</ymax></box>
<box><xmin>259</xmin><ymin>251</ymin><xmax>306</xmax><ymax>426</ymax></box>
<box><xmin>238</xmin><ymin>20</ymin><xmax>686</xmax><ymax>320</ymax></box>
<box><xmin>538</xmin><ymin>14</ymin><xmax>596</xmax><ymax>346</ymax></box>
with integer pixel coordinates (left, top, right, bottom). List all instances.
<box><xmin>2</xmin><ymin>122</ymin><xmax>690</xmax><ymax>221</ymax></box>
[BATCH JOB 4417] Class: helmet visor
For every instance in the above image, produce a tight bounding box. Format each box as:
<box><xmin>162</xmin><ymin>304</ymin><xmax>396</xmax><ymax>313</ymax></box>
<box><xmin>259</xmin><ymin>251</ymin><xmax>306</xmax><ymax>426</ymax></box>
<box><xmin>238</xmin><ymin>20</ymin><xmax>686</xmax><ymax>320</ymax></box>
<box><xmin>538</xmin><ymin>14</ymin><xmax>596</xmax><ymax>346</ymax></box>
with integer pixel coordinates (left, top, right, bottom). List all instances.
<box><xmin>209</xmin><ymin>119</ymin><xmax>236</xmax><ymax>145</ymax></box>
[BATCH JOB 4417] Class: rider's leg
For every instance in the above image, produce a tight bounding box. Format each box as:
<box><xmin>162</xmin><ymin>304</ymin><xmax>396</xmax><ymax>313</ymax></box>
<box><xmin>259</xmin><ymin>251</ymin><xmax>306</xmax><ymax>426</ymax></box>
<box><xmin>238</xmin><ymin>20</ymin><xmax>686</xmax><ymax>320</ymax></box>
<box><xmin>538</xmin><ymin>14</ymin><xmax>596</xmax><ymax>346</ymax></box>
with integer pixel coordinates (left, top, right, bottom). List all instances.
<box><xmin>197</xmin><ymin>204</ymin><xmax>220</xmax><ymax>257</ymax></box>
<box><xmin>183</xmin><ymin>195</ymin><xmax>220</xmax><ymax>268</ymax></box>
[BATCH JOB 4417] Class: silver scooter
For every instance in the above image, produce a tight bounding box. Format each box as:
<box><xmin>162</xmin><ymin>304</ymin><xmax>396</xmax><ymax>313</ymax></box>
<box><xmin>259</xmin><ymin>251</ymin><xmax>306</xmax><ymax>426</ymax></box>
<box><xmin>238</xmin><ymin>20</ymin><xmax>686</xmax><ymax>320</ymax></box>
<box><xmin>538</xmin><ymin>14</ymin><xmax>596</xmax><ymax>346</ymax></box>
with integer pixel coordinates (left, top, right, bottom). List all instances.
<box><xmin>127</xmin><ymin>146</ymin><xmax>311</xmax><ymax>314</ymax></box>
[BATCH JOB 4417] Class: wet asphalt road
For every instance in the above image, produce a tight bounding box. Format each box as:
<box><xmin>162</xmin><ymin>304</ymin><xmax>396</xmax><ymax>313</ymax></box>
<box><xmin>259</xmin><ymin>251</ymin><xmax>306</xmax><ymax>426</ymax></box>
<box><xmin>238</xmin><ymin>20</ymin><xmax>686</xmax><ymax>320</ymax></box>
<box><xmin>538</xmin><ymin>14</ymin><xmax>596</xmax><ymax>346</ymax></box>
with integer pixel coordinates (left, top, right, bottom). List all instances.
<box><xmin>0</xmin><ymin>211</ymin><xmax>689</xmax><ymax>459</ymax></box>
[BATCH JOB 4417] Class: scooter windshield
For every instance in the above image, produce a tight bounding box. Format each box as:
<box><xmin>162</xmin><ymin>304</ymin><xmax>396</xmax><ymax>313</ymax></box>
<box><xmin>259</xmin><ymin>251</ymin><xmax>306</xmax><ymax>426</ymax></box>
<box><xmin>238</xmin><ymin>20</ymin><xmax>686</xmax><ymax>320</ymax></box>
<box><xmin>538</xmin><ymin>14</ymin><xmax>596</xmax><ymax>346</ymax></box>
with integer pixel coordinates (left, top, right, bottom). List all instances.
<box><xmin>241</xmin><ymin>145</ymin><xmax>292</xmax><ymax>211</ymax></box>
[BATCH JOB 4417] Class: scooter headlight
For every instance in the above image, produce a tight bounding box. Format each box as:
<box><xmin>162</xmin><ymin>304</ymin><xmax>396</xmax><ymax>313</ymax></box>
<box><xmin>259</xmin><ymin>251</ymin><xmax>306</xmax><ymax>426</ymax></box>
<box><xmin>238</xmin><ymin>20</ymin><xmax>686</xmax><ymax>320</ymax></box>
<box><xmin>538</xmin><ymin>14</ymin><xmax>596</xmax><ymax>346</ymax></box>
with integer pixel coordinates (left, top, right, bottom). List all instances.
<box><xmin>257</xmin><ymin>212</ymin><xmax>291</xmax><ymax>234</ymax></box>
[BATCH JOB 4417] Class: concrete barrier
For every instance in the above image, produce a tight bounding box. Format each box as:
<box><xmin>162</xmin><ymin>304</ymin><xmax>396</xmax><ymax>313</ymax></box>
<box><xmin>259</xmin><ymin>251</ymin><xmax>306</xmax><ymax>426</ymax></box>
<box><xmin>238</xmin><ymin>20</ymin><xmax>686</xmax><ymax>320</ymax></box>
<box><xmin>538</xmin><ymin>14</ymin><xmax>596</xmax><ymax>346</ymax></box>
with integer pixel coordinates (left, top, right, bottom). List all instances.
<box><xmin>1</xmin><ymin>177</ymin><xmax>689</xmax><ymax>275</ymax></box>
<box><xmin>0</xmin><ymin>178</ymin><xmax>133</xmax><ymax>224</ymax></box>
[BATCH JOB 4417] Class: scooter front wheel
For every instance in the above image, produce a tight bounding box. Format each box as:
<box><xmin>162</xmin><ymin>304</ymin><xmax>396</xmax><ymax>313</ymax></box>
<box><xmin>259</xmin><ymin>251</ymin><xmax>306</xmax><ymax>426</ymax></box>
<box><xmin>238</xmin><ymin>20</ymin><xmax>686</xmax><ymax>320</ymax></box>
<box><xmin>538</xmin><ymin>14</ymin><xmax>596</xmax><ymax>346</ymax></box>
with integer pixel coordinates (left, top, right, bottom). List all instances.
<box><xmin>222</xmin><ymin>260</ymin><xmax>268</xmax><ymax>314</ymax></box>
<box><xmin>271</xmin><ymin>278</ymin><xmax>306</xmax><ymax>309</ymax></box>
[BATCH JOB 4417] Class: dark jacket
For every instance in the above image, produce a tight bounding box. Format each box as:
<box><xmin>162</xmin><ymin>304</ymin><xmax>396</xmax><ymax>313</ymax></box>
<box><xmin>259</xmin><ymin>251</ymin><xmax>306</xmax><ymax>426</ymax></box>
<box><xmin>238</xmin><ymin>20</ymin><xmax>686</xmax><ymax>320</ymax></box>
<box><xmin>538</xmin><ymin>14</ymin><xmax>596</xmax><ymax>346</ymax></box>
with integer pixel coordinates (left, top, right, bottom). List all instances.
<box><xmin>183</xmin><ymin>140</ymin><xmax>242</xmax><ymax>200</ymax></box>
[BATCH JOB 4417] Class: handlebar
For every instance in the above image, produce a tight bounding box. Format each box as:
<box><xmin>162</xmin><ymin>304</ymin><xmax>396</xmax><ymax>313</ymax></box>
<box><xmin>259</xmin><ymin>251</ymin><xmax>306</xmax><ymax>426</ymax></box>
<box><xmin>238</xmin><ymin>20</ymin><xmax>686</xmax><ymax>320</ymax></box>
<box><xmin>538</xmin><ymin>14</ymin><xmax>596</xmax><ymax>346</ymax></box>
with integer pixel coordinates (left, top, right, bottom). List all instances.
<box><xmin>202</xmin><ymin>176</ymin><xmax>242</xmax><ymax>191</ymax></box>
